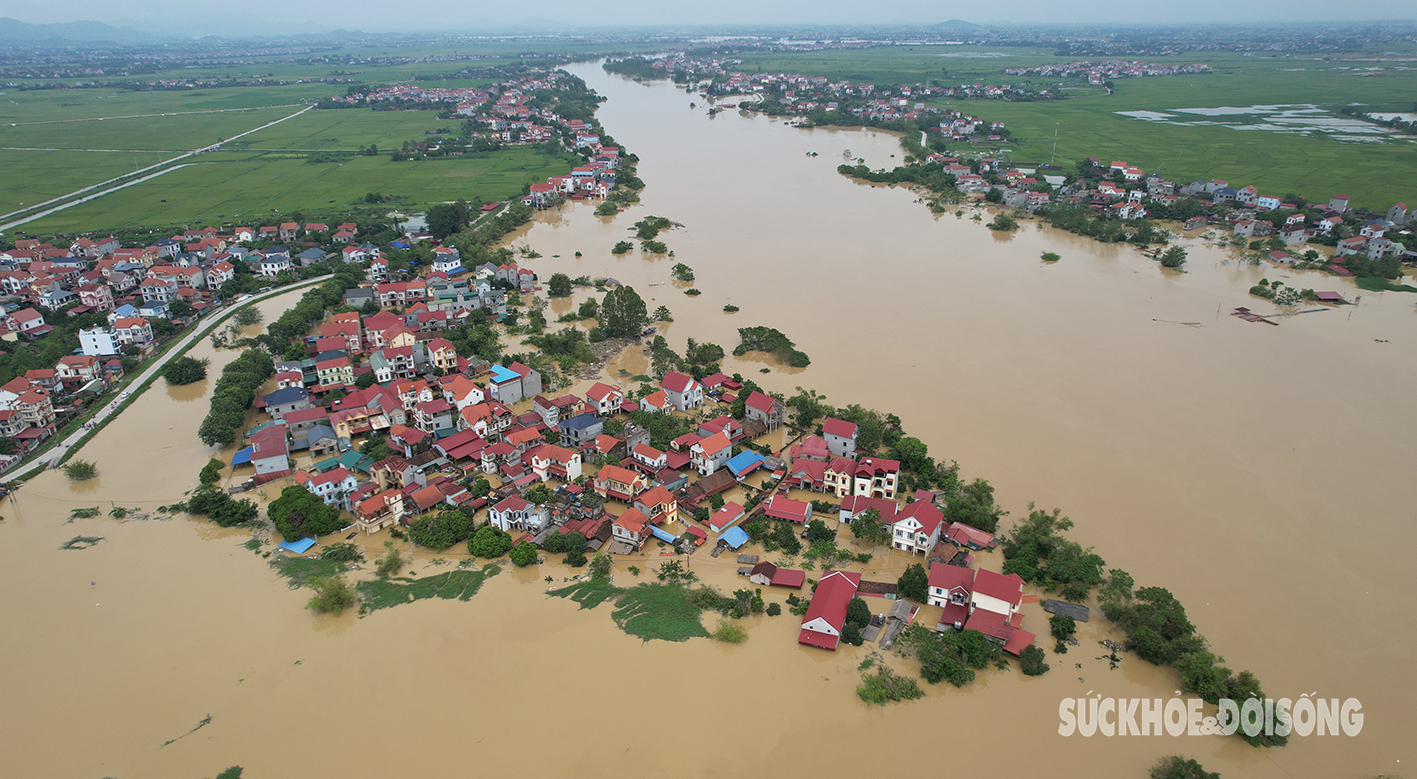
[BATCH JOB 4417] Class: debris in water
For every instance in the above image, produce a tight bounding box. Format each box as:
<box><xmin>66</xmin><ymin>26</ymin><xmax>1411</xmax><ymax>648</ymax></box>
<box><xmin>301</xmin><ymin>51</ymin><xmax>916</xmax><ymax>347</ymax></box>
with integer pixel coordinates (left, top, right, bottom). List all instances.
<box><xmin>60</xmin><ymin>536</ymin><xmax>104</xmax><ymax>550</ymax></box>
<box><xmin>160</xmin><ymin>714</ymin><xmax>212</xmax><ymax>748</ymax></box>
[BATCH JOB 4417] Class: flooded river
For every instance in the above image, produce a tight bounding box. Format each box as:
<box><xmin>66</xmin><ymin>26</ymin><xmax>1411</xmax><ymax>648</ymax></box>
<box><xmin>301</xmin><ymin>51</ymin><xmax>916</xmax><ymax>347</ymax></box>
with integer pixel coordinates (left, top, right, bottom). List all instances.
<box><xmin>1</xmin><ymin>63</ymin><xmax>1413</xmax><ymax>778</ymax></box>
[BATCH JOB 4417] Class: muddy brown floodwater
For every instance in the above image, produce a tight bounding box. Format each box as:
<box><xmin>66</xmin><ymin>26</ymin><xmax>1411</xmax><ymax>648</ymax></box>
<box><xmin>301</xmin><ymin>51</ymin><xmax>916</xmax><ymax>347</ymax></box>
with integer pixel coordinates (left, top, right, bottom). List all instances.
<box><xmin>1</xmin><ymin>63</ymin><xmax>1413</xmax><ymax>779</ymax></box>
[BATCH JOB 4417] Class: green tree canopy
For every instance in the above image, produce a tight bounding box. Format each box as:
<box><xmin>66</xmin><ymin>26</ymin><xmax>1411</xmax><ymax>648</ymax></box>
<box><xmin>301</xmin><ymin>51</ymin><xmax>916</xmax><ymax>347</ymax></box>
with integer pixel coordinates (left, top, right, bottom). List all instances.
<box><xmin>268</xmin><ymin>485</ymin><xmax>343</xmax><ymax>541</ymax></box>
<box><xmin>600</xmin><ymin>285</ymin><xmax>649</xmax><ymax>338</ymax></box>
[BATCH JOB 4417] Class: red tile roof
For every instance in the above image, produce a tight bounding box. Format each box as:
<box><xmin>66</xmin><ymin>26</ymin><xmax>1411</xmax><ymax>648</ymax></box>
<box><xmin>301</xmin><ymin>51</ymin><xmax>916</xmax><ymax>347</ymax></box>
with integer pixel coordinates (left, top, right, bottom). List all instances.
<box><xmin>799</xmin><ymin>570</ymin><xmax>862</xmax><ymax>650</ymax></box>
<box><xmin>928</xmin><ymin>561</ymin><xmax>974</xmax><ymax>593</ymax></box>
<box><xmin>660</xmin><ymin>371</ymin><xmax>698</xmax><ymax>394</ymax></box>
<box><xmin>972</xmin><ymin>569</ymin><xmax>1024</xmax><ymax>606</ymax></box>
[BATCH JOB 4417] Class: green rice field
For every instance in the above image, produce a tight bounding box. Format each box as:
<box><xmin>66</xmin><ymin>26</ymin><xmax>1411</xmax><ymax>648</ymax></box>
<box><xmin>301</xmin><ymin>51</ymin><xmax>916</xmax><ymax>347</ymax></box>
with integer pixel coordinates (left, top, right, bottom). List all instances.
<box><xmin>733</xmin><ymin>46</ymin><xmax>1417</xmax><ymax>209</ymax></box>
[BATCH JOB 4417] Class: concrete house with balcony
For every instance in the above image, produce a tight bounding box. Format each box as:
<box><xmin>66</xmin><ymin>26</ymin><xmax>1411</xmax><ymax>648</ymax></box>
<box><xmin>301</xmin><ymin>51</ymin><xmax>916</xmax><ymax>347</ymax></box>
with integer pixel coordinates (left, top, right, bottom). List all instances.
<box><xmin>489</xmin><ymin>494</ymin><xmax>550</xmax><ymax>533</ymax></box>
<box><xmin>890</xmin><ymin>500</ymin><xmax>944</xmax><ymax>555</ymax></box>
<box><xmin>585</xmin><ymin>381</ymin><xmax>625</xmax><ymax>416</ymax></box>
<box><xmin>660</xmin><ymin>371</ymin><xmax>704</xmax><ymax>411</ymax></box>
<box><xmin>532</xmin><ymin>444</ymin><xmax>582</xmax><ymax>482</ymax></box>
<box><xmin>853</xmin><ymin>457</ymin><xmax>900</xmax><ymax>499</ymax></box>
<box><xmin>690</xmin><ymin>431</ymin><xmax>732</xmax><ymax>477</ymax></box>
<box><xmin>593</xmin><ymin>464</ymin><xmax>649</xmax><ymax>502</ymax></box>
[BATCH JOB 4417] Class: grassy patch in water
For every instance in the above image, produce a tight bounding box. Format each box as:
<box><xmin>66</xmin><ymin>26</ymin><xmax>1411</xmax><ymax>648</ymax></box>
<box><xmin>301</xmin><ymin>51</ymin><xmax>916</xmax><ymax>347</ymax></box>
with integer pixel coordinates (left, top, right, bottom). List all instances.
<box><xmin>60</xmin><ymin>535</ymin><xmax>104</xmax><ymax>550</ymax></box>
<box><xmin>1356</xmin><ymin>276</ymin><xmax>1417</xmax><ymax>293</ymax></box>
<box><xmin>356</xmin><ymin>565</ymin><xmax>500</xmax><ymax>612</ymax></box>
<box><xmin>271</xmin><ymin>555</ymin><xmax>352</xmax><ymax>587</ymax></box>
<box><xmin>550</xmin><ymin>581</ymin><xmax>711</xmax><ymax>642</ymax></box>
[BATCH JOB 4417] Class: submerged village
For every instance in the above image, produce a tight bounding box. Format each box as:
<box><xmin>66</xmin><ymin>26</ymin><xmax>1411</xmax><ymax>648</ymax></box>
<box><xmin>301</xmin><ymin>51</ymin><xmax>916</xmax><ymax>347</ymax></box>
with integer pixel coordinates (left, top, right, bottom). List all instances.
<box><xmin>0</xmin><ymin>65</ymin><xmax>1310</xmax><ymax>721</ymax></box>
<box><xmin>608</xmin><ymin>53</ymin><xmax>1417</xmax><ymax>294</ymax></box>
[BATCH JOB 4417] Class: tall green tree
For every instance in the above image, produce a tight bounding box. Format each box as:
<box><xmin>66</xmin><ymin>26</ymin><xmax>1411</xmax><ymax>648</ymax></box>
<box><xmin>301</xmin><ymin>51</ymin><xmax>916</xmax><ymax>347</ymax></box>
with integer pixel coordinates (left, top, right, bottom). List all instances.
<box><xmin>268</xmin><ymin>485</ymin><xmax>343</xmax><ymax>540</ymax></box>
<box><xmin>427</xmin><ymin>199</ymin><xmax>470</xmax><ymax>240</ymax></box>
<box><xmin>600</xmin><ymin>285</ymin><xmax>649</xmax><ymax>338</ymax></box>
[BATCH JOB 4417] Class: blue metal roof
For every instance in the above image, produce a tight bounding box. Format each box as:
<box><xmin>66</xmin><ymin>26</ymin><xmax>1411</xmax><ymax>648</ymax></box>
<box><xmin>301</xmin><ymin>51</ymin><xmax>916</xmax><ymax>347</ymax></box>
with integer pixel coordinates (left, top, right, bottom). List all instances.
<box><xmin>490</xmin><ymin>364</ymin><xmax>519</xmax><ymax>383</ymax></box>
<box><xmin>650</xmin><ymin>526</ymin><xmax>678</xmax><ymax>544</ymax></box>
<box><xmin>725</xmin><ymin>450</ymin><xmax>765</xmax><ymax>478</ymax></box>
<box><xmin>721</xmin><ymin>526</ymin><xmax>750</xmax><ymax>549</ymax></box>
<box><xmin>278</xmin><ymin>537</ymin><xmax>317</xmax><ymax>555</ymax></box>
<box><xmin>230</xmin><ymin>446</ymin><xmax>252</xmax><ymax>466</ymax></box>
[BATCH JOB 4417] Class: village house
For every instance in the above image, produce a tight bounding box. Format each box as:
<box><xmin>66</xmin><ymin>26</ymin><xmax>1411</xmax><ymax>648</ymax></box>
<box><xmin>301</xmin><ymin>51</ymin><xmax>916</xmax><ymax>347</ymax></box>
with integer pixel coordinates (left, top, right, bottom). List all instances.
<box><xmin>631</xmin><ymin>442</ymin><xmax>668</xmax><ymax>473</ymax></box>
<box><xmin>611</xmin><ymin>507</ymin><xmax>652</xmax><ymax>551</ymax></box>
<box><xmin>531</xmin><ymin>444</ymin><xmax>582</xmax><ymax>482</ymax></box>
<box><xmin>248</xmin><ymin>425</ymin><xmax>291</xmax><ymax>477</ymax></box>
<box><xmin>743</xmin><ymin>390</ymin><xmax>784</xmax><ymax>431</ymax></box>
<box><xmin>294</xmin><ymin>467</ymin><xmax>359</xmax><ymax>510</ymax></box>
<box><xmin>261</xmin><ymin>387</ymin><xmax>313</xmax><ymax>421</ymax></box>
<box><xmin>798</xmin><ymin>570</ymin><xmax>862</xmax><ymax>651</ymax></box>
<box><xmin>639</xmin><ymin>390</ymin><xmax>673</xmax><ymax>414</ymax></box>
<box><xmin>488</xmin><ymin>362</ymin><xmax>543</xmax><ymax>405</ymax></box>
<box><xmin>749</xmin><ymin>561</ymin><xmax>807</xmax><ymax>589</ymax></box>
<box><xmin>927</xmin><ymin>563</ymin><xmax>974</xmax><ymax>629</ymax></box>
<box><xmin>593</xmin><ymin>463</ymin><xmax>650</xmax><ymax>502</ymax></box>
<box><xmin>765</xmin><ymin>495</ymin><xmax>813</xmax><ymax>524</ymax></box>
<box><xmin>821</xmin><ymin>417</ymin><xmax>858</xmax><ymax>458</ymax></box>
<box><xmin>890</xmin><ymin>500</ymin><xmax>944</xmax><ymax>555</ymax></box>
<box><xmin>442</xmin><ymin>376</ymin><xmax>485</xmax><ymax>412</ymax></box>
<box><xmin>853</xmin><ymin>457</ymin><xmax>900</xmax><ymax>499</ymax></box>
<box><xmin>585</xmin><ymin>381</ymin><xmax>625</xmax><ymax>416</ymax></box>
<box><xmin>632</xmin><ymin>485</ymin><xmax>677</xmax><ymax>524</ymax></box>
<box><xmin>355</xmin><ymin>488</ymin><xmax>405</xmax><ymax>534</ymax></box>
<box><xmin>690</xmin><ymin>431</ymin><xmax>732</xmax><ymax>477</ymax></box>
<box><xmin>489</xmin><ymin>494</ymin><xmax>550</xmax><ymax>533</ymax></box>
<box><xmin>659</xmin><ymin>371</ymin><xmax>704</xmax><ymax>411</ymax></box>
<box><xmin>824</xmin><ymin>456</ymin><xmax>859</xmax><ymax>498</ymax></box>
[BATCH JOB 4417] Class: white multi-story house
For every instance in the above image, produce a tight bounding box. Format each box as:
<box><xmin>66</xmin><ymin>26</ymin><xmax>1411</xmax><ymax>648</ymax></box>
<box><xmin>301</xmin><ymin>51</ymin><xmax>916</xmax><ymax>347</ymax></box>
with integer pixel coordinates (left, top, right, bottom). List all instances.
<box><xmin>890</xmin><ymin>500</ymin><xmax>944</xmax><ymax>555</ymax></box>
<box><xmin>660</xmin><ymin>371</ymin><xmax>703</xmax><ymax>411</ymax></box>
<box><xmin>489</xmin><ymin>495</ymin><xmax>549</xmax><ymax>533</ymax></box>
<box><xmin>690</xmin><ymin>431</ymin><xmax>732</xmax><ymax>477</ymax></box>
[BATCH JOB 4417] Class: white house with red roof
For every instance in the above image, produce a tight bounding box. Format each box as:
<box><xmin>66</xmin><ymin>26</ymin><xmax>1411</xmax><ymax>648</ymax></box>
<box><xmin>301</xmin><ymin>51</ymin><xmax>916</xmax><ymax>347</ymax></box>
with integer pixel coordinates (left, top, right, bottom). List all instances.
<box><xmin>442</xmin><ymin>376</ymin><xmax>485</xmax><ymax>411</ymax></box>
<box><xmin>659</xmin><ymin>371</ymin><xmax>703</xmax><ymax>411</ymax></box>
<box><xmin>611</xmin><ymin>507</ymin><xmax>652</xmax><ymax>550</ymax></box>
<box><xmin>890</xmin><ymin>499</ymin><xmax>944</xmax><ymax>555</ymax></box>
<box><xmin>294</xmin><ymin>467</ymin><xmax>360</xmax><ymax>509</ymax></box>
<box><xmin>798</xmin><ymin>570</ymin><xmax>862</xmax><ymax>651</ymax></box>
<box><xmin>821</xmin><ymin>417</ymin><xmax>858</xmax><ymax>458</ymax></box>
<box><xmin>489</xmin><ymin>494</ymin><xmax>549</xmax><ymax>533</ymax></box>
<box><xmin>248</xmin><ymin>425</ymin><xmax>290</xmax><ymax>477</ymax></box>
<box><xmin>928</xmin><ymin>563</ymin><xmax>975</xmax><ymax>629</ymax></box>
<box><xmin>970</xmin><ymin>568</ymin><xmax>1024</xmax><ymax>619</ymax></box>
<box><xmin>632</xmin><ymin>442</ymin><xmax>667</xmax><ymax>472</ymax></box>
<box><xmin>853</xmin><ymin>457</ymin><xmax>900</xmax><ymax>499</ymax></box>
<box><xmin>639</xmin><ymin>389</ymin><xmax>672</xmax><ymax>414</ymax></box>
<box><xmin>690</xmin><ymin>430</ymin><xmax>732</xmax><ymax>476</ymax></box>
<box><xmin>531</xmin><ymin>444</ymin><xmax>582</xmax><ymax>482</ymax></box>
<box><xmin>585</xmin><ymin>381</ymin><xmax>624</xmax><ymax>416</ymax></box>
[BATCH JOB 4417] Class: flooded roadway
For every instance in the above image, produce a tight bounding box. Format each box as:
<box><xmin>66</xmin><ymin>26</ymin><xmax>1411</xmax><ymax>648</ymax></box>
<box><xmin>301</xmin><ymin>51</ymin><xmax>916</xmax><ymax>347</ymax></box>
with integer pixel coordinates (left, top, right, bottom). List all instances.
<box><xmin>0</xmin><ymin>62</ymin><xmax>1413</xmax><ymax>778</ymax></box>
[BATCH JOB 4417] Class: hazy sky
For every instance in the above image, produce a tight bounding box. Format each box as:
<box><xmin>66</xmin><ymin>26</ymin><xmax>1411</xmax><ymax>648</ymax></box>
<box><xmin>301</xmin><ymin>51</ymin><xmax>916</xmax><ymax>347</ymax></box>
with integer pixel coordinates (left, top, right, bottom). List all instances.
<box><xmin>8</xmin><ymin>0</ymin><xmax>1415</xmax><ymax>33</ymax></box>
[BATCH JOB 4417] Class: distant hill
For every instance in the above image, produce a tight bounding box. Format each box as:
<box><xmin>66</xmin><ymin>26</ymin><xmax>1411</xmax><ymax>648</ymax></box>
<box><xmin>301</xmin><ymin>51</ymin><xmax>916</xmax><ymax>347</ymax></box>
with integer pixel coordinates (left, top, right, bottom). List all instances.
<box><xmin>0</xmin><ymin>17</ymin><xmax>156</xmax><ymax>45</ymax></box>
<box><xmin>932</xmin><ymin>19</ymin><xmax>982</xmax><ymax>31</ymax></box>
